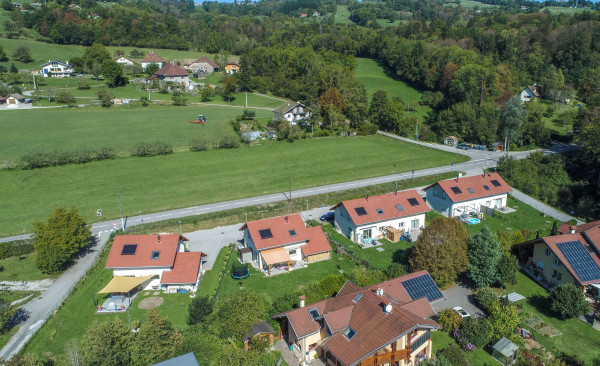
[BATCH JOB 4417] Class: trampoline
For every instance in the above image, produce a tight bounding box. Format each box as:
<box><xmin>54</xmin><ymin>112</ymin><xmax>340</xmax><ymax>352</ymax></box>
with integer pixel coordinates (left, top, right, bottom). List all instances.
<box><xmin>231</xmin><ymin>263</ymin><xmax>250</xmax><ymax>279</ymax></box>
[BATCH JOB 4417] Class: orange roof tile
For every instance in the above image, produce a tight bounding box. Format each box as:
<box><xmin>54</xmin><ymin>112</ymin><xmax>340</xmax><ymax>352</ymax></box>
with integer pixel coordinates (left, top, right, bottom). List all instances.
<box><xmin>541</xmin><ymin>234</ymin><xmax>600</xmax><ymax>285</ymax></box>
<box><xmin>425</xmin><ymin>172</ymin><xmax>512</xmax><ymax>203</ymax></box>
<box><xmin>558</xmin><ymin>219</ymin><xmax>600</xmax><ymax>235</ymax></box>
<box><xmin>192</xmin><ymin>57</ymin><xmax>218</xmax><ymax>68</ymax></box>
<box><xmin>106</xmin><ymin>234</ymin><xmax>187</xmax><ymax>269</ymax></box>
<box><xmin>333</xmin><ymin>190</ymin><xmax>430</xmax><ymax>226</ymax></box>
<box><xmin>160</xmin><ymin>251</ymin><xmax>206</xmax><ymax>284</ymax></box>
<box><xmin>155</xmin><ymin>62</ymin><xmax>189</xmax><ymax>77</ymax></box>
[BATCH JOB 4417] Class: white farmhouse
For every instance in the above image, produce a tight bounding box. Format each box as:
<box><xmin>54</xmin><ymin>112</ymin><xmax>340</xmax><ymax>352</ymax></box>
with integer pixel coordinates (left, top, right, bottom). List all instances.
<box><xmin>520</xmin><ymin>85</ymin><xmax>540</xmax><ymax>102</ymax></box>
<box><xmin>40</xmin><ymin>60</ymin><xmax>73</xmax><ymax>78</ymax></box>
<box><xmin>273</xmin><ymin>102</ymin><xmax>310</xmax><ymax>125</ymax></box>
<box><xmin>115</xmin><ymin>57</ymin><xmax>134</xmax><ymax>66</ymax></box>
<box><xmin>105</xmin><ymin>234</ymin><xmax>206</xmax><ymax>292</ymax></box>
<box><xmin>332</xmin><ymin>190</ymin><xmax>430</xmax><ymax>244</ymax></box>
<box><xmin>149</xmin><ymin>62</ymin><xmax>191</xmax><ymax>87</ymax></box>
<box><xmin>241</xmin><ymin>214</ymin><xmax>331</xmax><ymax>276</ymax></box>
<box><xmin>424</xmin><ymin>173</ymin><xmax>512</xmax><ymax>218</ymax></box>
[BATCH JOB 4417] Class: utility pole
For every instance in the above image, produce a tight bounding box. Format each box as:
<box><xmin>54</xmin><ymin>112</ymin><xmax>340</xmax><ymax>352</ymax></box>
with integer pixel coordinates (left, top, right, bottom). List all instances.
<box><xmin>32</xmin><ymin>73</ymin><xmax>37</xmax><ymax>91</ymax></box>
<box><xmin>504</xmin><ymin>136</ymin><xmax>508</xmax><ymax>156</ymax></box>
<box><xmin>139</xmin><ymin>210</ymin><xmax>143</xmax><ymax>225</ymax></box>
<box><xmin>116</xmin><ymin>193</ymin><xmax>125</xmax><ymax>231</ymax></box>
<box><xmin>305</xmin><ymin>199</ymin><xmax>309</xmax><ymax>221</ymax></box>
<box><xmin>289</xmin><ymin>175</ymin><xmax>292</xmax><ymax>202</ymax></box>
<box><xmin>245</xmin><ymin>91</ymin><xmax>248</xmax><ymax>108</ymax></box>
<box><xmin>415</xmin><ymin>119</ymin><xmax>419</xmax><ymax>140</ymax></box>
<box><xmin>179</xmin><ymin>220</ymin><xmax>182</xmax><ymax>235</ymax></box>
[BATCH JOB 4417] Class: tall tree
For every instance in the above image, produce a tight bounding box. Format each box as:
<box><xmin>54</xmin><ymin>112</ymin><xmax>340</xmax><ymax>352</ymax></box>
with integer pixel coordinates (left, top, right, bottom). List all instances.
<box><xmin>0</xmin><ymin>46</ymin><xmax>8</xmax><ymax>62</ymax></box>
<box><xmin>550</xmin><ymin>283</ymin><xmax>590</xmax><ymax>319</ymax></box>
<box><xmin>495</xmin><ymin>253</ymin><xmax>519</xmax><ymax>287</ymax></box>
<box><xmin>12</xmin><ymin>46</ymin><xmax>32</xmax><ymax>63</ymax></box>
<box><xmin>82</xmin><ymin>43</ymin><xmax>111</xmax><ymax>70</ymax></box>
<box><xmin>101</xmin><ymin>60</ymin><xmax>126</xmax><ymax>87</ymax></box>
<box><xmin>500</xmin><ymin>96</ymin><xmax>527</xmax><ymax>150</ymax></box>
<box><xmin>488</xmin><ymin>299</ymin><xmax>519</xmax><ymax>342</ymax></box>
<box><xmin>409</xmin><ymin>217</ymin><xmax>469</xmax><ymax>288</ymax></box>
<box><xmin>214</xmin><ymin>290</ymin><xmax>268</xmax><ymax>339</ymax></box>
<box><xmin>32</xmin><ymin>207</ymin><xmax>90</xmax><ymax>274</ymax></box>
<box><xmin>467</xmin><ymin>225</ymin><xmax>502</xmax><ymax>288</ymax></box>
<box><xmin>132</xmin><ymin>309</ymin><xmax>184</xmax><ymax>366</ymax></box>
<box><xmin>80</xmin><ymin>318</ymin><xmax>133</xmax><ymax>366</ymax></box>
<box><xmin>188</xmin><ymin>296</ymin><xmax>213</xmax><ymax>325</ymax></box>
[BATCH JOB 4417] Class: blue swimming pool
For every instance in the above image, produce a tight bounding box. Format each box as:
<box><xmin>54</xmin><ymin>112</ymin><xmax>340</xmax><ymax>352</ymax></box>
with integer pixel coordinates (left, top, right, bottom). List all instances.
<box><xmin>467</xmin><ymin>218</ymin><xmax>481</xmax><ymax>225</ymax></box>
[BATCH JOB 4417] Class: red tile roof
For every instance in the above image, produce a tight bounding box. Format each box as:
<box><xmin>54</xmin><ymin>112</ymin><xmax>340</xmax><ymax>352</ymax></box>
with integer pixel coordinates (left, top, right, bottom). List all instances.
<box><xmin>241</xmin><ymin>214</ymin><xmax>331</xmax><ymax>256</ymax></box>
<box><xmin>160</xmin><ymin>251</ymin><xmax>206</xmax><ymax>284</ymax></box>
<box><xmin>425</xmin><ymin>172</ymin><xmax>512</xmax><ymax>203</ymax></box>
<box><xmin>155</xmin><ymin>62</ymin><xmax>189</xmax><ymax>77</ymax></box>
<box><xmin>106</xmin><ymin>234</ymin><xmax>187</xmax><ymax>269</ymax></box>
<box><xmin>192</xmin><ymin>57</ymin><xmax>218</xmax><ymax>68</ymax></box>
<box><xmin>558</xmin><ymin>220</ymin><xmax>600</xmax><ymax>235</ymax></box>
<box><xmin>332</xmin><ymin>190</ymin><xmax>430</xmax><ymax>226</ymax></box>
<box><xmin>141</xmin><ymin>51</ymin><xmax>164</xmax><ymax>63</ymax></box>
<box><xmin>538</xmin><ymin>234</ymin><xmax>600</xmax><ymax>285</ymax></box>
<box><xmin>274</xmin><ymin>272</ymin><xmax>441</xmax><ymax>365</ymax></box>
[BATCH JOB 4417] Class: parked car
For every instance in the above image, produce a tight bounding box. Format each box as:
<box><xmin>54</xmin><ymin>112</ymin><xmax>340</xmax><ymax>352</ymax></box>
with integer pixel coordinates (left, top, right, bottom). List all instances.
<box><xmin>453</xmin><ymin>306</ymin><xmax>470</xmax><ymax>318</ymax></box>
<box><xmin>457</xmin><ymin>143</ymin><xmax>469</xmax><ymax>150</ymax></box>
<box><xmin>320</xmin><ymin>212</ymin><xmax>334</xmax><ymax>222</ymax></box>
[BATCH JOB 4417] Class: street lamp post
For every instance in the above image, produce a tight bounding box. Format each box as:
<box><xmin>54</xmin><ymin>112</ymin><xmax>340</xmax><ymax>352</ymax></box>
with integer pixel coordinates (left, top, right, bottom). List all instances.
<box><xmin>179</xmin><ymin>220</ymin><xmax>182</xmax><ymax>235</ymax></box>
<box><xmin>116</xmin><ymin>193</ymin><xmax>125</xmax><ymax>231</ymax></box>
<box><xmin>139</xmin><ymin>210</ymin><xmax>143</xmax><ymax>225</ymax></box>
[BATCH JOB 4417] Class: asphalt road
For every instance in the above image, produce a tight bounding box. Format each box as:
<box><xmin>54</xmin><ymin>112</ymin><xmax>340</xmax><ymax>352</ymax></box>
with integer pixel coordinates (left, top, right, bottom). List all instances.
<box><xmin>0</xmin><ymin>133</ymin><xmax>580</xmax><ymax>359</ymax></box>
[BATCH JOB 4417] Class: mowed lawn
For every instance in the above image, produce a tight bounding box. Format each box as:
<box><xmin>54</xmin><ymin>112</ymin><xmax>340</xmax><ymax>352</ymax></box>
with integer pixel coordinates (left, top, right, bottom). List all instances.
<box><xmin>0</xmin><ymin>135</ymin><xmax>468</xmax><ymax>236</ymax></box>
<box><xmin>0</xmin><ymin>105</ymin><xmax>272</xmax><ymax>160</ymax></box>
<box><xmin>335</xmin><ymin>5</ymin><xmax>353</xmax><ymax>24</ymax></box>
<box><xmin>355</xmin><ymin>58</ymin><xmax>431</xmax><ymax>120</ymax></box>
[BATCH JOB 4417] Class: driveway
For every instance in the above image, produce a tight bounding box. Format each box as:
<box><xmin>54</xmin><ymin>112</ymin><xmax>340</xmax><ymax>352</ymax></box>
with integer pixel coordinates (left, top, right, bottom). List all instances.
<box><xmin>432</xmin><ymin>277</ymin><xmax>485</xmax><ymax>318</ymax></box>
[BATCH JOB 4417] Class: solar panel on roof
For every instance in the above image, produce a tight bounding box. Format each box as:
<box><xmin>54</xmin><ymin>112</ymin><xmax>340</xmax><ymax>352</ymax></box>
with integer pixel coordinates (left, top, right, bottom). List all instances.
<box><xmin>483</xmin><ymin>185</ymin><xmax>491</xmax><ymax>191</ymax></box>
<box><xmin>355</xmin><ymin>207</ymin><xmax>367</xmax><ymax>216</ymax></box>
<box><xmin>450</xmin><ymin>186</ymin><xmax>462</xmax><ymax>194</ymax></box>
<box><xmin>467</xmin><ymin>187</ymin><xmax>475</xmax><ymax>194</ymax></box>
<box><xmin>396</xmin><ymin>204</ymin><xmax>404</xmax><ymax>211</ymax></box>
<box><xmin>556</xmin><ymin>241</ymin><xmax>600</xmax><ymax>282</ymax></box>
<box><xmin>259</xmin><ymin>229</ymin><xmax>273</xmax><ymax>239</ymax></box>
<box><xmin>401</xmin><ymin>274</ymin><xmax>444</xmax><ymax>302</ymax></box>
<box><xmin>491</xmin><ymin>180</ymin><xmax>502</xmax><ymax>187</ymax></box>
<box><xmin>121</xmin><ymin>244</ymin><xmax>137</xmax><ymax>255</ymax></box>
<box><xmin>408</xmin><ymin>198</ymin><xmax>420</xmax><ymax>206</ymax></box>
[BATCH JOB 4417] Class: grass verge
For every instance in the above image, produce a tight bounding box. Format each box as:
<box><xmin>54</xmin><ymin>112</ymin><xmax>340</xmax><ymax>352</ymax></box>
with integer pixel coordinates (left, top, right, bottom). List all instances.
<box><xmin>0</xmin><ymin>254</ymin><xmax>50</xmax><ymax>282</ymax></box>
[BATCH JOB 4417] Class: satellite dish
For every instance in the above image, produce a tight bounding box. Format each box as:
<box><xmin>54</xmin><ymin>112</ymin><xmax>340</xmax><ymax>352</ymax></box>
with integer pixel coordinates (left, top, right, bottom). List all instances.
<box><xmin>385</xmin><ymin>304</ymin><xmax>393</xmax><ymax>313</ymax></box>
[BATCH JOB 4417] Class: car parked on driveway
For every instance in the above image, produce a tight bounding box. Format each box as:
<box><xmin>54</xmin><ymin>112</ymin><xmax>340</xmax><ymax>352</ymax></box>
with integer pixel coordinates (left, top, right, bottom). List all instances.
<box><xmin>320</xmin><ymin>212</ymin><xmax>334</xmax><ymax>222</ymax></box>
<box><xmin>453</xmin><ymin>306</ymin><xmax>470</xmax><ymax>318</ymax></box>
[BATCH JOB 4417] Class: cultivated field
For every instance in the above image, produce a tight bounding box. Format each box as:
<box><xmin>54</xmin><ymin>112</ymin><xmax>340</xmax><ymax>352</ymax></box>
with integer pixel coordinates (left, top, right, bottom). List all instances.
<box><xmin>0</xmin><ymin>133</ymin><xmax>468</xmax><ymax>236</ymax></box>
<box><xmin>335</xmin><ymin>5</ymin><xmax>354</xmax><ymax>24</ymax></box>
<box><xmin>443</xmin><ymin>0</ymin><xmax>500</xmax><ymax>8</ymax></box>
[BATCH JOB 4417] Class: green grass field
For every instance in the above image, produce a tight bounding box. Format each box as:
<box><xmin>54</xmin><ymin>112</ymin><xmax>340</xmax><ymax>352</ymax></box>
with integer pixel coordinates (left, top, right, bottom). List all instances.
<box><xmin>334</xmin><ymin>5</ymin><xmax>353</xmax><ymax>24</ymax></box>
<box><xmin>542</xmin><ymin>6</ymin><xmax>594</xmax><ymax>14</ymax></box>
<box><xmin>0</xmin><ymin>105</ymin><xmax>273</xmax><ymax>160</ymax></box>
<box><xmin>542</xmin><ymin>103</ymin><xmax>577</xmax><ymax>136</ymax></box>
<box><xmin>0</xmin><ymin>134</ymin><xmax>468</xmax><ymax>237</ymax></box>
<box><xmin>355</xmin><ymin>58</ymin><xmax>431</xmax><ymax>120</ymax></box>
<box><xmin>443</xmin><ymin>0</ymin><xmax>499</xmax><ymax>8</ymax></box>
<box><xmin>0</xmin><ymin>254</ymin><xmax>51</xmax><ymax>281</ymax></box>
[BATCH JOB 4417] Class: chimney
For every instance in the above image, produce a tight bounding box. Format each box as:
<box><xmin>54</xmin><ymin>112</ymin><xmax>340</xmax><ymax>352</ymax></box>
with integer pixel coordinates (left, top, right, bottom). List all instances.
<box><xmin>376</xmin><ymin>288</ymin><xmax>384</xmax><ymax>296</ymax></box>
<box><xmin>285</xmin><ymin>215</ymin><xmax>288</xmax><ymax>223</ymax></box>
<box><xmin>384</xmin><ymin>303</ymin><xmax>392</xmax><ymax>314</ymax></box>
<box><xmin>299</xmin><ymin>295</ymin><xmax>305</xmax><ymax>308</ymax></box>
<box><xmin>157</xmin><ymin>234</ymin><xmax>161</xmax><ymax>243</ymax></box>
<box><xmin>569</xmin><ymin>226</ymin><xmax>576</xmax><ymax>234</ymax></box>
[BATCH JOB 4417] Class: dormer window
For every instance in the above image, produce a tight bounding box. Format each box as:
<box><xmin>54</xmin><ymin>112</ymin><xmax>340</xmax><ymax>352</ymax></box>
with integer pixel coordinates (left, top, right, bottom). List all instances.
<box><xmin>309</xmin><ymin>308</ymin><xmax>320</xmax><ymax>320</ymax></box>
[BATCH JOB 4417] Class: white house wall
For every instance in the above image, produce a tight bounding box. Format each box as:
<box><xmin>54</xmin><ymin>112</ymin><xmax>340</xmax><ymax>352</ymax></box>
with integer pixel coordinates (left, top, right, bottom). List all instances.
<box><xmin>450</xmin><ymin>194</ymin><xmax>507</xmax><ymax>217</ymax></box>
<box><xmin>426</xmin><ymin>186</ymin><xmax>508</xmax><ymax>217</ymax></box>
<box><xmin>334</xmin><ymin>205</ymin><xmax>425</xmax><ymax>242</ymax></box>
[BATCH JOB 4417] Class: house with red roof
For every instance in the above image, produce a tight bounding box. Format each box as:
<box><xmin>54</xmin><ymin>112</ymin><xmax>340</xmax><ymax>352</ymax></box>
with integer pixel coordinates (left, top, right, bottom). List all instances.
<box><xmin>150</xmin><ymin>61</ymin><xmax>191</xmax><ymax>87</ymax></box>
<box><xmin>240</xmin><ymin>214</ymin><xmax>331</xmax><ymax>276</ymax></box>
<box><xmin>515</xmin><ymin>221</ymin><xmax>600</xmax><ymax>298</ymax></box>
<box><xmin>224</xmin><ymin>62</ymin><xmax>241</xmax><ymax>74</ymax></box>
<box><xmin>332</xmin><ymin>190</ymin><xmax>430</xmax><ymax>244</ymax></box>
<box><xmin>272</xmin><ymin>271</ymin><xmax>442</xmax><ymax>365</ymax></box>
<box><xmin>141</xmin><ymin>51</ymin><xmax>165</xmax><ymax>70</ymax></box>
<box><xmin>105</xmin><ymin>234</ymin><xmax>206</xmax><ymax>292</ymax></box>
<box><xmin>424</xmin><ymin>172</ymin><xmax>512</xmax><ymax>218</ymax></box>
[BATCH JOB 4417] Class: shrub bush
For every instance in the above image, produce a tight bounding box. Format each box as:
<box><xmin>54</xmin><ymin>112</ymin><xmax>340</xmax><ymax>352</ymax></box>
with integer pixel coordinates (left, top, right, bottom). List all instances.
<box><xmin>77</xmin><ymin>79</ymin><xmax>90</xmax><ymax>90</ymax></box>
<box><xmin>0</xmin><ymin>239</ymin><xmax>34</xmax><ymax>260</ymax></box>
<box><xmin>132</xmin><ymin>142</ymin><xmax>173</xmax><ymax>157</ymax></box>
<box><xmin>242</xmin><ymin>109</ymin><xmax>256</xmax><ymax>120</ymax></box>
<box><xmin>437</xmin><ymin>308</ymin><xmax>462</xmax><ymax>332</ymax></box>
<box><xmin>56</xmin><ymin>90</ymin><xmax>76</xmax><ymax>104</ymax></box>
<box><xmin>438</xmin><ymin>345</ymin><xmax>468</xmax><ymax>366</ymax></box>
<box><xmin>460</xmin><ymin>317</ymin><xmax>493</xmax><ymax>348</ymax></box>
<box><xmin>219</xmin><ymin>134</ymin><xmax>240</xmax><ymax>149</ymax></box>
<box><xmin>550</xmin><ymin>283</ymin><xmax>590</xmax><ymax>319</ymax></box>
<box><xmin>190</xmin><ymin>139</ymin><xmax>209</xmax><ymax>151</ymax></box>
<box><xmin>20</xmin><ymin>148</ymin><xmax>117</xmax><ymax>169</ymax></box>
<box><xmin>475</xmin><ymin>287</ymin><xmax>497</xmax><ymax>312</ymax></box>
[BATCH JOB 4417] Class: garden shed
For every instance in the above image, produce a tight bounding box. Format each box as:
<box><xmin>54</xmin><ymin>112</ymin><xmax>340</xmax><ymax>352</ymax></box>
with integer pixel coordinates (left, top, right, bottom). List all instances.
<box><xmin>492</xmin><ymin>337</ymin><xmax>518</xmax><ymax>364</ymax></box>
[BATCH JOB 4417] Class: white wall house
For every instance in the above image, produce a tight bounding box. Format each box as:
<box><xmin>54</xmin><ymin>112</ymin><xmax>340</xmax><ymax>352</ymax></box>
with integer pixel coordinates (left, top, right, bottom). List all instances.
<box><xmin>273</xmin><ymin>102</ymin><xmax>310</xmax><ymax>125</ymax></box>
<box><xmin>40</xmin><ymin>60</ymin><xmax>74</xmax><ymax>78</ymax></box>
<box><xmin>105</xmin><ymin>234</ymin><xmax>206</xmax><ymax>291</ymax></box>
<box><xmin>520</xmin><ymin>85</ymin><xmax>540</xmax><ymax>102</ymax></box>
<box><xmin>141</xmin><ymin>51</ymin><xmax>164</xmax><ymax>70</ymax></box>
<box><xmin>115</xmin><ymin>57</ymin><xmax>134</xmax><ymax>66</ymax></box>
<box><xmin>333</xmin><ymin>190</ymin><xmax>430</xmax><ymax>244</ymax></box>
<box><xmin>424</xmin><ymin>173</ymin><xmax>512</xmax><ymax>218</ymax></box>
<box><xmin>241</xmin><ymin>214</ymin><xmax>331</xmax><ymax>275</ymax></box>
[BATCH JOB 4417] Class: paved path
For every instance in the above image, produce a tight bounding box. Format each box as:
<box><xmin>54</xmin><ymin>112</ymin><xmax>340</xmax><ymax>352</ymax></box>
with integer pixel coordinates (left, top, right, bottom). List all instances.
<box><xmin>0</xmin><ymin>132</ymin><xmax>581</xmax><ymax>359</ymax></box>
